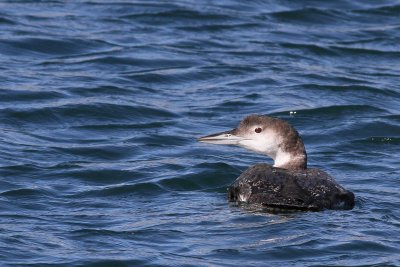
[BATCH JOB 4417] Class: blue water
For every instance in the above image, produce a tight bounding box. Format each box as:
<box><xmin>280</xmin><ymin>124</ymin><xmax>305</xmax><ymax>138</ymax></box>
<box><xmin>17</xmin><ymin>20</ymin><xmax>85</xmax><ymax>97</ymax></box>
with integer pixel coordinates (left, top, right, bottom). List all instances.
<box><xmin>1</xmin><ymin>1</ymin><xmax>400</xmax><ymax>266</ymax></box>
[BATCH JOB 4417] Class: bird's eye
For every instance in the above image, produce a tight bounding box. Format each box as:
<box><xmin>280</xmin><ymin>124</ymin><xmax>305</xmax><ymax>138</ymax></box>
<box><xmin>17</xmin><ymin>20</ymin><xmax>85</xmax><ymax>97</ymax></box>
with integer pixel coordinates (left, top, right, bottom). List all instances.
<box><xmin>255</xmin><ymin>127</ymin><xmax>262</xmax><ymax>133</ymax></box>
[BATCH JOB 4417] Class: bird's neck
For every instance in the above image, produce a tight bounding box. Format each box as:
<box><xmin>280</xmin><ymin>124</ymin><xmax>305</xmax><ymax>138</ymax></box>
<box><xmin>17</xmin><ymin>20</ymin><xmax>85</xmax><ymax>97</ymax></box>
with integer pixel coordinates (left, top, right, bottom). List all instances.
<box><xmin>273</xmin><ymin>150</ymin><xmax>307</xmax><ymax>170</ymax></box>
<box><xmin>270</xmin><ymin>133</ymin><xmax>307</xmax><ymax>170</ymax></box>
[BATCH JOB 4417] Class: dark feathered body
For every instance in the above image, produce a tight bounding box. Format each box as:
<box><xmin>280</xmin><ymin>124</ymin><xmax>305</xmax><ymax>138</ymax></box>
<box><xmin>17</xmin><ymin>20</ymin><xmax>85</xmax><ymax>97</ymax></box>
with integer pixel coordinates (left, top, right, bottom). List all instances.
<box><xmin>228</xmin><ymin>163</ymin><xmax>354</xmax><ymax>211</ymax></box>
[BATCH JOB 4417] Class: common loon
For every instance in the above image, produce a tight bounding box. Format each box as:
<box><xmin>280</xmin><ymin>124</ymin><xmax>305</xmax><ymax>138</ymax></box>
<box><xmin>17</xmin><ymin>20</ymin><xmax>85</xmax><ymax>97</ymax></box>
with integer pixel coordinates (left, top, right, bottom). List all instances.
<box><xmin>198</xmin><ymin>114</ymin><xmax>355</xmax><ymax>211</ymax></box>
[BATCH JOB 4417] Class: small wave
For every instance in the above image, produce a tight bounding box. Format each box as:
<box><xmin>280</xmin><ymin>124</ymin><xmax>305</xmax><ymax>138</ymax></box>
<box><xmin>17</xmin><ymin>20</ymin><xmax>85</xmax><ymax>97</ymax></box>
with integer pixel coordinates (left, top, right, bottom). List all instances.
<box><xmin>131</xmin><ymin>135</ymin><xmax>189</xmax><ymax>147</ymax></box>
<box><xmin>126</xmin><ymin>65</ymin><xmax>235</xmax><ymax>85</ymax></box>
<box><xmin>325</xmin><ymin>239</ymin><xmax>399</xmax><ymax>253</ymax></box>
<box><xmin>73</xmin><ymin>121</ymin><xmax>176</xmax><ymax>131</ymax></box>
<box><xmin>270</xmin><ymin>8</ymin><xmax>346</xmax><ymax>25</ymax></box>
<box><xmin>301</xmin><ymin>84</ymin><xmax>400</xmax><ymax>98</ymax></box>
<box><xmin>71</xmin><ymin>182</ymin><xmax>165</xmax><ymax>198</ymax></box>
<box><xmin>281</xmin><ymin>42</ymin><xmax>400</xmax><ymax>57</ymax></box>
<box><xmin>173</xmin><ymin>38</ymin><xmax>240</xmax><ymax>50</ymax></box>
<box><xmin>205</xmin><ymin>100</ymin><xmax>256</xmax><ymax>114</ymax></box>
<box><xmin>349</xmin><ymin>137</ymin><xmax>400</xmax><ymax>145</ymax></box>
<box><xmin>220</xmin><ymin>100</ymin><xmax>256</xmax><ymax>108</ymax></box>
<box><xmin>280</xmin><ymin>43</ymin><xmax>338</xmax><ymax>56</ymax></box>
<box><xmin>66</xmin><ymin>85</ymin><xmax>137</xmax><ymax>97</ymax></box>
<box><xmin>54</xmin><ymin>145</ymin><xmax>133</xmax><ymax>161</ymax></box>
<box><xmin>353</xmin><ymin>4</ymin><xmax>400</xmax><ymax>16</ymax></box>
<box><xmin>0</xmin><ymin>89</ymin><xmax>65</xmax><ymax>103</ymax></box>
<box><xmin>0</xmin><ymin>187</ymin><xmax>55</xmax><ymax>198</ymax></box>
<box><xmin>1</xmin><ymin>103</ymin><xmax>179</xmax><ymax>126</ymax></box>
<box><xmin>338</xmin><ymin>120</ymin><xmax>400</xmax><ymax>140</ymax></box>
<box><xmin>0</xmin><ymin>163</ymin><xmax>43</xmax><ymax>174</ymax></box>
<box><xmin>330</xmin><ymin>45</ymin><xmax>400</xmax><ymax>56</ymax></box>
<box><xmin>159</xmin><ymin>162</ymin><xmax>239</xmax><ymax>192</ymax></box>
<box><xmin>178</xmin><ymin>22</ymin><xmax>261</xmax><ymax>32</ymax></box>
<box><xmin>71</xmin><ymin>56</ymin><xmax>196</xmax><ymax>69</ymax></box>
<box><xmin>69</xmin><ymin>259</ymin><xmax>147</xmax><ymax>267</ymax></box>
<box><xmin>382</xmin><ymin>114</ymin><xmax>400</xmax><ymax>122</ymax></box>
<box><xmin>272</xmin><ymin>104</ymin><xmax>387</xmax><ymax>117</ymax></box>
<box><xmin>0</xmin><ymin>16</ymin><xmax>15</xmax><ymax>25</ymax></box>
<box><xmin>121</xmin><ymin>9</ymin><xmax>233</xmax><ymax>24</ymax></box>
<box><xmin>66</xmin><ymin>169</ymin><xmax>144</xmax><ymax>184</ymax></box>
<box><xmin>0</xmin><ymin>37</ymin><xmax>107</xmax><ymax>56</ymax></box>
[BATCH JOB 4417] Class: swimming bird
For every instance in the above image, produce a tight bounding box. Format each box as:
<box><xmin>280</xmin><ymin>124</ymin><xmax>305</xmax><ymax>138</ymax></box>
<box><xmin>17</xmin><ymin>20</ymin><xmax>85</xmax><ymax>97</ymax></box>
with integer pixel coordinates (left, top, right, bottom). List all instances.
<box><xmin>198</xmin><ymin>114</ymin><xmax>355</xmax><ymax>211</ymax></box>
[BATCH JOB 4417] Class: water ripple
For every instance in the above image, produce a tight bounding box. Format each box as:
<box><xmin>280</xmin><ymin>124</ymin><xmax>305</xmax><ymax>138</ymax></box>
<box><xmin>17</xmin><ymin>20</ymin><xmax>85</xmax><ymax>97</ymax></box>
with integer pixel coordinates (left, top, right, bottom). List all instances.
<box><xmin>1</xmin><ymin>0</ymin><xmax>400</xmax><ymax>266</ymax></box>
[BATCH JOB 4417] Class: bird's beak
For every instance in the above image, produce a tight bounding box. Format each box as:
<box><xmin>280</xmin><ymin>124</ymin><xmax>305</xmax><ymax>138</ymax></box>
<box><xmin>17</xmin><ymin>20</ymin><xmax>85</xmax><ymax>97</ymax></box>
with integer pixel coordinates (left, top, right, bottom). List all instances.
<box><xmin>197</xmin><ymin>128</ymin><xmax>243</xmax><ymax>145</ymax></box>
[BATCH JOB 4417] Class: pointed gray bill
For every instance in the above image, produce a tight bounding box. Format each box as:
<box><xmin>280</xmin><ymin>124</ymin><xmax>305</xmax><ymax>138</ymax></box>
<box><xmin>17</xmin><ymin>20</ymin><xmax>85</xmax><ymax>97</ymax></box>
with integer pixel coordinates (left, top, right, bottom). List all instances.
<box><xmin>197</xmin><ymin>128</ymin><xmax>243</xmax><ymax>145</ymax></box>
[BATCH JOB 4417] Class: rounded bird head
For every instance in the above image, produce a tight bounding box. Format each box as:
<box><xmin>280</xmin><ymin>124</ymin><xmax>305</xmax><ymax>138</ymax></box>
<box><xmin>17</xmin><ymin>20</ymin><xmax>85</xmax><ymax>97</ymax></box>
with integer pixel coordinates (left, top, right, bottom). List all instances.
<box><xmin>198</xmin><ymin>114</ymin><xmax>307</xmax><ymax>170</ymax></box>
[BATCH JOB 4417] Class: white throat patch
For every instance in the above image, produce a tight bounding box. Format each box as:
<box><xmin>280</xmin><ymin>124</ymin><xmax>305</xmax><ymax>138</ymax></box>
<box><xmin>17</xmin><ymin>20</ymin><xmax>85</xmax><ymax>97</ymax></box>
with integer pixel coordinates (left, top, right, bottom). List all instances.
<box><xmin>238</xmin><ymin>130</ymin><xmax>280</xmax><ymax>160</ymax></box>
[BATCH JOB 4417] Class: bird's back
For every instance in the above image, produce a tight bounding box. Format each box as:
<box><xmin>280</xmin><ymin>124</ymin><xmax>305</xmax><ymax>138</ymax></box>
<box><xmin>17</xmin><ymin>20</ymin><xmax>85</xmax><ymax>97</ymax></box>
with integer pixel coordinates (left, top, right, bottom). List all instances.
<box><xmin>228</xmin><ymin>163</ymin><xmax>354</xmax><ymax>211</ymax></box>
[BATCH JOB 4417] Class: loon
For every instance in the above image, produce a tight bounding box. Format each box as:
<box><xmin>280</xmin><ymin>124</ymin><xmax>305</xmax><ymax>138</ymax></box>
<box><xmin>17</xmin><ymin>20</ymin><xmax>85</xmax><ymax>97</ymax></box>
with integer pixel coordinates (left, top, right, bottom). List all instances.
<box><xmin>198</xmin><ymin>114</ymin><xmax>355</xmax><ymax>211</ymax></box>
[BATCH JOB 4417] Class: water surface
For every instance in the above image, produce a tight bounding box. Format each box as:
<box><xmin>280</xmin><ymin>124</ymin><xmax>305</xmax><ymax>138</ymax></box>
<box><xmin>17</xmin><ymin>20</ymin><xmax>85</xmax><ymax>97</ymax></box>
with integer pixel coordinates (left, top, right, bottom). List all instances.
<box><xmin>1</xmin><ymin>0</ymin><xmax>400</xmax><ymax>266</ymax></box>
